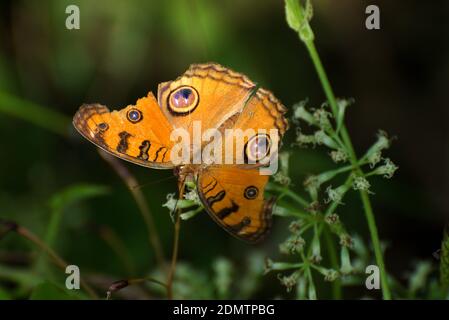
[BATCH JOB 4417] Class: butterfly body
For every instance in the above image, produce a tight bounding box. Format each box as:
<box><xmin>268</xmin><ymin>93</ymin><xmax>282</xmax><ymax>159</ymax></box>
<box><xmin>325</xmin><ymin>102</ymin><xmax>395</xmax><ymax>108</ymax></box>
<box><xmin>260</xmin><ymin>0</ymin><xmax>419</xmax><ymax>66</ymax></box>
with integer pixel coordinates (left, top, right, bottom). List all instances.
<box><xmin>73</xmin><ymin>63</ymin><xmax>288</xmax><ymax>243</ymax></box>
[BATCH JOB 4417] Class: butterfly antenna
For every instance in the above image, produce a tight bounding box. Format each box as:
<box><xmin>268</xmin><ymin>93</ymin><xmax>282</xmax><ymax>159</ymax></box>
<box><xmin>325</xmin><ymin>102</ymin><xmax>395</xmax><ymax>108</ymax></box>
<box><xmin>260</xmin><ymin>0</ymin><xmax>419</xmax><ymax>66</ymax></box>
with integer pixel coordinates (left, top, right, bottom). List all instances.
<box><xmin>244</xmin><ymin>83</ymin><xmax>260</xmax><ymax>107</ymax></box>
<box><xmin>233</xmin><ymin>84</ymin><xmax>260</xmax><ymax>125</ymax></box>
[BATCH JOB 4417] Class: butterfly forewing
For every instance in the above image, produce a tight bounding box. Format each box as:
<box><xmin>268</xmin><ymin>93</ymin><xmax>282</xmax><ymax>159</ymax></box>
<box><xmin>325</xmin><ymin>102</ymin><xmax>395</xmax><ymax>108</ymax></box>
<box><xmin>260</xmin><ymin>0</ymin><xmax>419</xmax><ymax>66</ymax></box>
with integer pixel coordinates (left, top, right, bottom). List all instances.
<box><xmin>73</xmin><ymin>92</ymin><xmax>175</xmax><ymax>169</ymax></box>
<box><xmin>157</xmin><ymin>64</ymin><xmax>257</xmax><ymax>151</ymax></box>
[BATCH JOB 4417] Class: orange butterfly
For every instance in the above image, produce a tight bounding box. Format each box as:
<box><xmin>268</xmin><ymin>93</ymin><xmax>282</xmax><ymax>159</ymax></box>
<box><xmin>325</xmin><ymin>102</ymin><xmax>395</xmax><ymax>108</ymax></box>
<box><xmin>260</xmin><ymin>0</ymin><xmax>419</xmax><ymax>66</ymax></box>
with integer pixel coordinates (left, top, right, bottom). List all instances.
<box><xmin>73</xmin><ymin>63</ymin><xmax>288</xmax><ymax>243</ymax></box>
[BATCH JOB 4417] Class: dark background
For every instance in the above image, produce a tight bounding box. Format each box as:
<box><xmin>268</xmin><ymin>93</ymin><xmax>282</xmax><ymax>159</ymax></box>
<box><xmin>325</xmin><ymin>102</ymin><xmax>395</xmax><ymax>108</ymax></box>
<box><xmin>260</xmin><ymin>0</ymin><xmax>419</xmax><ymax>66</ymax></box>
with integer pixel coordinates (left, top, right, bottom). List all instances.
<box><xmin>0</xmin><ymin>0</ymin><xmax>447</xmax><ymax>299</ymax></box>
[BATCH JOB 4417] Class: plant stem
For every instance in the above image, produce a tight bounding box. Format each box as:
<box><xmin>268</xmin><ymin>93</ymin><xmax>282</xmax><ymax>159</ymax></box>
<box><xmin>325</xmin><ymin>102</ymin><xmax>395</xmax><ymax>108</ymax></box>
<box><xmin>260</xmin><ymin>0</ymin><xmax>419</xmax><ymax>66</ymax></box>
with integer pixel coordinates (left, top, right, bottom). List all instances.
<box><xmin>303</xmin><ymin>39</ymin><xmax>391</xmax><ymax>300</ymax></box>
<box><xmin>98</xmin><ymin>226</ymin><xmax>135</xmax><ymax>275</ymax></box>
<box><xmin>268</xmin><ymin>184</ymin><xmax>309</xmax><ymax>208</ymax></box>
<box><xmin>167</xmin><ymin>212</ymin><xmax>181</xmax><ymax>300</ymax></box>
<box><xmin>166</xmin><ymin>182</ymin><xmax>185</xmax><ymax>300</ymax></box>
<box><xmin>324</xmin><ymin>228</ymin><xmax>342</xmax><ymax>299</ymax></box>
<box><xmin>0</xmin><ymin>220</ymin><xmax>98</xmax><ymax>299</ymax></box>
<box><xmin>360</xmin><ymin>191</ymin><xmax>390</xmax><ymax>297</ymax></box>
<box><xmin>106</xmin><ymin>276</ymin><xmax>167</xmax><ymax>300</ymax></box>
<box><xmin>99</xmin><ymin>150</ymin><xmax>166</xmax><ymax>273</ymax></box>
<box><xmin>306</xmin><ymin>266</ymin><xmax>317</xmax><ymax>299</ymax></box>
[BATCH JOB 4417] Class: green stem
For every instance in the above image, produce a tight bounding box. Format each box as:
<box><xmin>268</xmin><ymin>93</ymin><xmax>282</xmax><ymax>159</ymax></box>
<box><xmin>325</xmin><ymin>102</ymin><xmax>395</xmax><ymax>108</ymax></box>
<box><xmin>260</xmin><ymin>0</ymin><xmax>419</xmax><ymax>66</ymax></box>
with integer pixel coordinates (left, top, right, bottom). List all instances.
<box><xmin>303</xmin><ymin>39</ymin><xmax>391</xmax><ymax>299</ymax></box>
<box><xmin>306</xmin><ymin>266</ymin><xmax>317</xmax><ymax>300</ymax></box>
<box><xmin>268</xmin><ymin>184</ymin><xmax>309</xmax><ymax>208</ymax></box>
<box><xmin>360</xmin><ymin>191</ymin><xmax>390</xmax><ymax>297</ymax></box>
<box><xmin>324</xmin><ymin>228</ymin><xmax>342</xmax><ymax>299</ymax></box>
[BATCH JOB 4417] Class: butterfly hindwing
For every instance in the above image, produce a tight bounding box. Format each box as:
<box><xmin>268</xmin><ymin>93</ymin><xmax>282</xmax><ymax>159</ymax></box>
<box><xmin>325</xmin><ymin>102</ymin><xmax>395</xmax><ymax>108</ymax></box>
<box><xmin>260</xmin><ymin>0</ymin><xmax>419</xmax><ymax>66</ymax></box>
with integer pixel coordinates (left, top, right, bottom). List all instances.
<box><xmin>231</xmin><ymin>87</ymin><xmax>288</xmax><ymax>136</ymax></box>
<box><xmin>197</xmin><ymin>166</ymin><xmax>274</xmax><ymax>243</ymax></box>
<box><xmin>217</xmin><ymin>88</ymin><xmax>289</xmax><ymax>167</ymax></box>
<box><xmin>73</xmin><ymin>92</ymin><xmax>175</xmax><ymax>169</ymax></box>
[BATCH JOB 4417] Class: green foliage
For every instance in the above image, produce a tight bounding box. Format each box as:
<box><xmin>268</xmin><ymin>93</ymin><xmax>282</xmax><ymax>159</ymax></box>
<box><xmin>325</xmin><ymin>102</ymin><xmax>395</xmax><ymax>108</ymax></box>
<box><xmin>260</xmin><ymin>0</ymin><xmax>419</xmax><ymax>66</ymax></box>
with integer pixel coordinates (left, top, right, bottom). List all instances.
<box><xmin>149</xmin><ymin>253</ymin><xmax>264</xmax><ymax>299</ymax></box>
<box><xmin>0</xmin><ymin>287</ymin><xmax>11</xmax><ymax>300</ymax></box>
<box><xmin>29</xmin><ymin>282</ymin><xmax>77</xmax><ymax>300</ymax></box>
<box><xmin>440</xmin><ymin>229</ymin><xmax>449</xmax><ymax>290</ymax></box>
<box><xmin>213</xmin><ymin>257</ymin><xmax>233</xmax><ymax>299</ymax></box>
<box><xmin>408</xmin><ymin>262</ymin><xmax>433</xmax><ymax>296</ymax></box>
<box><xmin>50</xmin><ymin>184</ymin><xmax>110</xmax><ymax>215</ymax></box>
<box><xmin>0</xmin><ymin>91</ymin><xmax>70</xmax><ymax>136</ymax></box>
<box><xmin>48</xmin><ymin>184</ymin><xmax>109</xmax><ymax>246</ymax></box>
<box><xmin>36</xmin><ymin>184</ymin><xmax>109</xmax><ymax>272</ymax></box>
<box><xmin>0</xmin><ymin>264</ymin><xmax>42</xmax><ymax>289</ymax></box>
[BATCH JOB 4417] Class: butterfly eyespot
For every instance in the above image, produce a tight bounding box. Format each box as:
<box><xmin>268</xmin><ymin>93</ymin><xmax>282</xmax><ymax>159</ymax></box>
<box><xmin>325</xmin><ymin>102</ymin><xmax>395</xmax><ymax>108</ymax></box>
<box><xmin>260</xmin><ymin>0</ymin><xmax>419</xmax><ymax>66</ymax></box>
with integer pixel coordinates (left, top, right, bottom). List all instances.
<box><xmin>168</xmin><ymin>86</ymin><xmax>199</xmax><ymax>114</ymax></box>
<box><xmin>97</xmin><ymin>122</ymin><xmax>109</xmax><ymax>131</ymax></box>
<box><xmin>244</xmin><ymin>186</ymin><xmax>259</xmax><ymax>200</ymax></box>
<box><xmin>245</xmin><ymin>134</ymin><xmax>272</xmax><ymax>163</ymax></box>
<box><xmin>127</xmin><ymin>109</ymin><xmax>142</xmax><ymax>123</ymax></box>
<box><xmin>241</xmin><ymin>216</ymin><xmax>251</xmax><ymax>226</ymax></box>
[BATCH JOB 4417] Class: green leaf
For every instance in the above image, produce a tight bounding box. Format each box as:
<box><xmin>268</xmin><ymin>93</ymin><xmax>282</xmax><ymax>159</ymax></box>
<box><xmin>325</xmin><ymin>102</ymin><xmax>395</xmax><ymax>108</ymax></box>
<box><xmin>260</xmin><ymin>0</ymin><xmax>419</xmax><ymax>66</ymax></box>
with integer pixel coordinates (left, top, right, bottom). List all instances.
<box><xmin>213</xmin><ymin>257</ymin><xmax>233</xmax><ymax>299</ymax></box>
<box><xmin>0</xmin><ymin>264</ymin><xmax>42</xmax><ymax>288</ymax></box>
<box><xmin>29</xmin><ymin>282</ymin><xmax>77</xmax><ymax>300</ymax></box>
<box><xmin>335</xmin><ymin>98</ymin><xmax>354</xmax><ymax>134</ymax></box>
<box><xmin>0</xmin><ymin>91</ymin><xmax>70</xmax><ymax>136</ymax></box>
<box><xmin>440</xmin><ymin>228</ymin><xmax>449</xmax><ymax>289</ymax></box>
<box><xmin>36</xmin><ymin>184</ymin><xmax>109</xmax><ymax>272</ymax></box>
<box><xmin>285</xmin><ymin>0</ymin><xmax>302</xmax><ymax>32</ymax></box>
<box><xmin>408</xmin><ymin>261</ymin><xmax>432</xmax><ymax>294</ymax></box>
<box><xmin>50</xmin><ymin>184</ymin><xmax>110</xmax><ymax>211</ymax></box>
<box><xmin>46</xmin><ymin>183</ymin><xmax>109</xmax><ymax>246</ymax></box>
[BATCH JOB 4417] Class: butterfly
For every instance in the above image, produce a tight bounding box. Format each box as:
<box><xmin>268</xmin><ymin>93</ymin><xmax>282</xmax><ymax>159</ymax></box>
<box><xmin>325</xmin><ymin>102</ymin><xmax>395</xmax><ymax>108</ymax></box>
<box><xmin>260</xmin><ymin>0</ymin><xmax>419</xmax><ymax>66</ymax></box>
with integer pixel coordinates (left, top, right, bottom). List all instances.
<box><xmin>73</xmin><ymin>63</ymin><xmax>288</xmax><ymax>243</ymax></box>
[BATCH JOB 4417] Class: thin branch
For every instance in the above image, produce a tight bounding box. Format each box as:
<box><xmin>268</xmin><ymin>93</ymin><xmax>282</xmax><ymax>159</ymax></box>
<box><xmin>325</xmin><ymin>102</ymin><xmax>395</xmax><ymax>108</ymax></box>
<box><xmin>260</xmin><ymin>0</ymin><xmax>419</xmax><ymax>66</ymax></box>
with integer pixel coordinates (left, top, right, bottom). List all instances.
<box><xmin>106</xmin><ymin>277</ymin><xmax>167</xmax><ymax>300</ymax></box>
<box><xmin>97</xmin><ymin>225</ymin><xmax>135</xmax><ymax>276</ymax></box>
<box><xmin>166</xmin><ymin>181</ymin><xmax>185</xmax><ymax>300</ymax></box>
<box><xmin>324</xmin><ymin>228</ymin><xmax>342</xmax><ymax>299</ymax></box>
<box><xmin>0</xmin><ymin>220</ymin><xmax>98</xmax><ymax>299</ymax></box>
<box><xmin>98</xmin><ymin>150</ymin><xmax>166</xmax><ymax>272</ymax></box>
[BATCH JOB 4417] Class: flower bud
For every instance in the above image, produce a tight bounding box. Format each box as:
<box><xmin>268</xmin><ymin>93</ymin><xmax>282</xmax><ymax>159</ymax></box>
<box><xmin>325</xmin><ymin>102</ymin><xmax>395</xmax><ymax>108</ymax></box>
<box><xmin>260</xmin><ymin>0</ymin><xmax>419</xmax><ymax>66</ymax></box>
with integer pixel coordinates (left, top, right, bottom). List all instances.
<box><xmin>330</xmin><ymin>149</ymin><xmax>348</xmax><ymax>163</ymax></box>
<box><xmin>371</xmin><ymin>158</ymin><xmax>398</xmax><ymax>179</ymax></box>
<box><xmin>352</xmin><ymin>176</ymin><xmax>371</xmax><ymax>192</ymax></box>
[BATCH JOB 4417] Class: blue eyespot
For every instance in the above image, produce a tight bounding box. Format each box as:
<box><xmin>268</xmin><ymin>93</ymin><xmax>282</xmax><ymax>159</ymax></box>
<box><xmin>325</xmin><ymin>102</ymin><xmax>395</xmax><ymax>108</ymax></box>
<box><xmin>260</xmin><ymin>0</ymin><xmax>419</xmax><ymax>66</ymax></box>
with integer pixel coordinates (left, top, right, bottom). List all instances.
<box><xmin>127</xmin><ymin>109</ymin><xmax>142</xmax><ymax>123</ymax></box>
<box><xmin>245</xmin><ymin>134</ymin><xmax>272</xmax><ymax>163</ymax></box>
<box><xmin>98</xmin><ymin>122</ymin><xmax>109</xmax><ymax>131</ymax></box>
<box><xmin>180</xmin><ymin>88</ymin><xmax>192</xmax><ymax>99</ymax></box>
<box><xmin>244</xmin><ymin>186</ymin><xmax>259</xmax><ymax>199</ymax></box>
<box><xmin>172</xmin><ymin>88</ymin><xmax>192</xmax><ymax>107</ymax></box>
<box><xmin>168</xmin><ymin>86</ymin><xmax>199</xmax><ymax>113</ymax></box>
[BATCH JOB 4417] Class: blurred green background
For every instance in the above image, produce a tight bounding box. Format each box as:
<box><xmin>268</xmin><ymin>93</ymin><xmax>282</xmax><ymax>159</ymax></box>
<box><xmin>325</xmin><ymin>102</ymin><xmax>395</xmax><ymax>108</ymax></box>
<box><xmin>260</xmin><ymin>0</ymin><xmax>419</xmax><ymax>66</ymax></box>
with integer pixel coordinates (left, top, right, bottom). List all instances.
<box><xmin>0</xmin><ymin>0</ymin><xmax>447</xmax><ymax>299</ymax></box>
